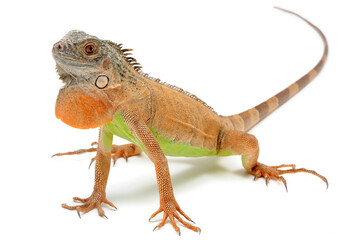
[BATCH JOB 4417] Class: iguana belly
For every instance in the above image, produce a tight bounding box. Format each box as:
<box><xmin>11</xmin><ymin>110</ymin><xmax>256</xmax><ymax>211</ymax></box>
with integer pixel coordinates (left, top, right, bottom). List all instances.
<box><xmin>105</xmin><ymin>112</ymin><xmax>220</xmax><ymax>157</ymax></box>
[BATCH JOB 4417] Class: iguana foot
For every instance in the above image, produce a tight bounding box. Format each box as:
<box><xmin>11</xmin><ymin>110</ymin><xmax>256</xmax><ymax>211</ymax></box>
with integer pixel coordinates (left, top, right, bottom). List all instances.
<box><xmin>92</xmin><ymin>142</ymin><xmax>142</xmax><ymax>165</ymax></box>
<box><xmin>252</xmin><ymin>163</ymin><xmax>328</xmax><ymax>191</ymax></box>
<box><xmin>52</xmin><ymin>142</ymin><xmax>141</xmax><ymax>167</ymax></box>
<box><xmin>149</xmin><ymin>200</ymin><xmax>201</xmax><ymax>235</ymax></box>
<box><xmin>62</xmin><ymin>191</ymin><xmax>116</xmax><ymax>218</ymax></box>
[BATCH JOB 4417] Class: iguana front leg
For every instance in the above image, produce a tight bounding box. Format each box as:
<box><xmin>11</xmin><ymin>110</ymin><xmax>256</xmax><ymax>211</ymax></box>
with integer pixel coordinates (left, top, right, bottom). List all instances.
<box><xmin>62</xmin><ymin>126</ymin><xmax>116</xmax><ymax>217</ymax></box>
<box><xmin>53</xmin><ymin>143</ymin><xmax>141</xmax><ymax>167</ymax></box>
<box><xmin>121</xmin><ymin>111</ymin><xmax>200</xmax><ymax>235</ymax></box>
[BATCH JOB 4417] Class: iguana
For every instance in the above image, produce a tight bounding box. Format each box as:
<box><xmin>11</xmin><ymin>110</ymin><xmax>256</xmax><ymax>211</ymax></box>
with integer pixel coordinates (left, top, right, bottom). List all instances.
<box><xmin>52</xmin><ymin>7</ymin><xmax>328</xmax><ymax>234</ymax></box>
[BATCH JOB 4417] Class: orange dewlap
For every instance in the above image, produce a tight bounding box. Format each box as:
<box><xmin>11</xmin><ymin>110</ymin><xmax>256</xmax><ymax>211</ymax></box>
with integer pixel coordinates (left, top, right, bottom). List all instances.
<box><xmin>55</xmin><ymin>85</ymin><xmax>114</xmax><ymax>129</ymax></box>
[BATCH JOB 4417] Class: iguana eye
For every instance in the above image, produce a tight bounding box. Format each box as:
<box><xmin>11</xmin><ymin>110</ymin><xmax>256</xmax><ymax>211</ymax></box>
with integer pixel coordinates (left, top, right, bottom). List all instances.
<box><xmin>95</xmin><ymin>75</ymin><xmax>109</xmax><ymax>89</ymax></box>
<box><xmin>85</xmin><ymin>43</ymin><xmax>95</xmax><ymax>54</ymax></box>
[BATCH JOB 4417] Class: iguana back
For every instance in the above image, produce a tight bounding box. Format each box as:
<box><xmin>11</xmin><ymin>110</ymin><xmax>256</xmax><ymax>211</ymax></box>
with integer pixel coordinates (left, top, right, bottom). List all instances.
<box><xmin>140</xmin><ymin>8</ymin><xmax>328</xmax><ymax>156</ymax></box>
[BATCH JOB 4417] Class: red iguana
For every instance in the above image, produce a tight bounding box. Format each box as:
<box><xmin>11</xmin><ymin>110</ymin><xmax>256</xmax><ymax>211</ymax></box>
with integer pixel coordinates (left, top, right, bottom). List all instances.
<box><xmin>52</xmin><ymin>7</ymin><xmax>328</xmax><ymax>234</ymax></box>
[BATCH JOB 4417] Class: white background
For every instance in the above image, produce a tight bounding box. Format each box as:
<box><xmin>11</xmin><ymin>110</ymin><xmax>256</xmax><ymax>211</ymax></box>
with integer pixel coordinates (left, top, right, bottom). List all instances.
<box><xmin>1</xmin><ymin>0</ymin><xmax>359</xmax><ymax>239</ymax></box>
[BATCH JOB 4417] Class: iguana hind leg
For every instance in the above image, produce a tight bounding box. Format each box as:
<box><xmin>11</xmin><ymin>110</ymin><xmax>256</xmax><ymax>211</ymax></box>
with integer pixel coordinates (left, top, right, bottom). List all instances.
<box><xmin>219</xmin><ymin>129</ymin><xmax>328</xmax><ymax>190</ymax></box>
<box><xmin>52</xmin><ymin>142</ymin><xmax>141</xmax><ymax>167</ymax></box>
<box><xmin>91</xmin><ymin>142</ymin><xmax>142</xmax><ymax>165</ymax></box>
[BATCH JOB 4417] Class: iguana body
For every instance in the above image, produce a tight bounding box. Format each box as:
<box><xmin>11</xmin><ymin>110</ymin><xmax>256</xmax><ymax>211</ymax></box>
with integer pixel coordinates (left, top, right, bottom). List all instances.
<box><xmin>52</xmin><ymin>8</ymin><xmax>328</xmax><ymax>234</ymax></box>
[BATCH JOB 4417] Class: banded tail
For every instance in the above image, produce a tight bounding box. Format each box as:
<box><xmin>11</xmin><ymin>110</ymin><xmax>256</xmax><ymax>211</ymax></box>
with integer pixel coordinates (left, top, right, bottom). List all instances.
<box><xmin>223</xmin><ymin>7</ymin><xmax>328</xmax><ymax>132</ymax></box>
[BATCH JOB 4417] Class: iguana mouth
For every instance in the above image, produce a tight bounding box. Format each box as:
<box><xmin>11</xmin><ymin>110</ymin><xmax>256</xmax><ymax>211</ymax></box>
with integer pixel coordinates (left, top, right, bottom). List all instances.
<box><xmin>62</xmin><ymin>56</ymin><xmax>86</xmax><ymax>63</ymax></box>
<box><xmin>53</xmin><ymin>53</ymin><xmax>88</xmax><ymax>65</ymax></box>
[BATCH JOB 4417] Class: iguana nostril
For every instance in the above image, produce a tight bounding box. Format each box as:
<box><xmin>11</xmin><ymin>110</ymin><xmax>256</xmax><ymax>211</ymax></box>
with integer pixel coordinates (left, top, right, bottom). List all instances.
<box><xmin>53</xmin><ymin>42</ymin><xmax>63</xmax><ymax>55</ymax></box>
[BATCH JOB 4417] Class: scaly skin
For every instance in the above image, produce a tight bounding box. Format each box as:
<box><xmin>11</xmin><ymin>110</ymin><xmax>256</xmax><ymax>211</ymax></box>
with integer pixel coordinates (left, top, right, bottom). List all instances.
<box><xmin>52</xmin><ymin>7</ymin><xmax>328</xmax><ymax>234</ymax></box>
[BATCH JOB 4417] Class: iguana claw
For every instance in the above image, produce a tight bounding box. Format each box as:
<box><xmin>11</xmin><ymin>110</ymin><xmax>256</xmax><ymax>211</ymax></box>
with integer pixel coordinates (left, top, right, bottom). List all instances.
<box><xmin>149</xmin><ymin>200</ymin><xmax>200</xmax><ymax>234</ymax></box>
<box><xmin>62</xmin><ymin>191</ymin><xmax>116</xmax><ymax>218</ymax></box>
<box><xmin>252</xmin><ymin>163</ymin><xmax>328</xmax><ymax>191</ymax></box>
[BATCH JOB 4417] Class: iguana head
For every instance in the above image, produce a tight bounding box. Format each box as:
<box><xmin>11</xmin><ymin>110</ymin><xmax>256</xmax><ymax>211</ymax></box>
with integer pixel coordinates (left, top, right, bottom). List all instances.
<box><xmin>52</xmin><ymin>30</ymin><xmax>123</xmax><ymax>129</ymax></box>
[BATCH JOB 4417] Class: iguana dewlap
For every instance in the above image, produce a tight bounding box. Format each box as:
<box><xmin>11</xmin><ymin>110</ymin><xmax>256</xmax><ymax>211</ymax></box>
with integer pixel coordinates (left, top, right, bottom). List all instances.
<box><xmin>52</xmin><ymin>7</ymin><xmax>328</xmax><ymax>234</ymax></box>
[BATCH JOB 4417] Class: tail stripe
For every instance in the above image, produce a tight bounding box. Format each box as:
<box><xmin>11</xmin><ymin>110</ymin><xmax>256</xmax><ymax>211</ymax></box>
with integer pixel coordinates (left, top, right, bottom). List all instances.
<box><xmin>226</xmin><ymin>7</ymin><xmax>328</xmax><ymax>132</ymax></box>
<box><xmin>240</xmin><ymin>108</ymin><xmax>260</xmax><ymax>130</ymax></box>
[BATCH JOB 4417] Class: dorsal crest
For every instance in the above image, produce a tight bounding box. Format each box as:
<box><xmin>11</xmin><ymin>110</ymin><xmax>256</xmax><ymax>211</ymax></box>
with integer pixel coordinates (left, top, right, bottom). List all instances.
<box><xmin>106</xmin><ymin>40</ymin><xmax>216</xmax><ymax>114</ymax></box>
<box><xmin>106</xmin><ymin>41</ymin><xmax>143</xmax><ymax>71</ymax></box>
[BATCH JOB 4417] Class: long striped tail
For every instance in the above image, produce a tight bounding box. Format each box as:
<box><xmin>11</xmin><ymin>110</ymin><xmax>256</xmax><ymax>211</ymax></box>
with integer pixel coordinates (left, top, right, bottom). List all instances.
<box><xmin>224</xmin><ymin>7</ymin><xmax>328</xmax><ymax>132</ymax></box>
